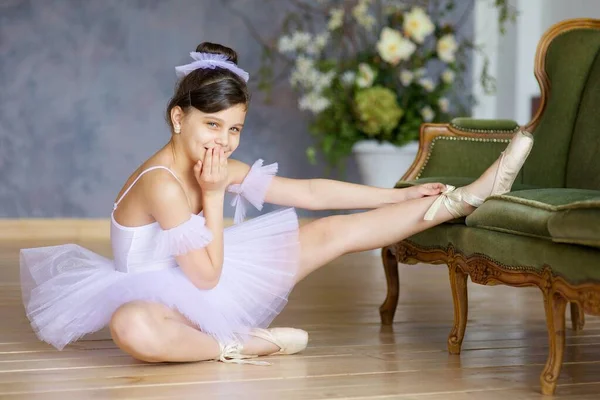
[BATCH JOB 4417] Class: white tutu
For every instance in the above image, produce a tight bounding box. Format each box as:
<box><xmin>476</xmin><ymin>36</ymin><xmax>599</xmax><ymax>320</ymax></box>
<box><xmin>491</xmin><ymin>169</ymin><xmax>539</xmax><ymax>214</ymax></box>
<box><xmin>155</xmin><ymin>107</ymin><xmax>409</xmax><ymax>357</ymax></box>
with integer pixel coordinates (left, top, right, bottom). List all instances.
<box><xmin>20</xmin><ymin>159</ymin><xmax>301</xmax><ymax>350</ymax></box>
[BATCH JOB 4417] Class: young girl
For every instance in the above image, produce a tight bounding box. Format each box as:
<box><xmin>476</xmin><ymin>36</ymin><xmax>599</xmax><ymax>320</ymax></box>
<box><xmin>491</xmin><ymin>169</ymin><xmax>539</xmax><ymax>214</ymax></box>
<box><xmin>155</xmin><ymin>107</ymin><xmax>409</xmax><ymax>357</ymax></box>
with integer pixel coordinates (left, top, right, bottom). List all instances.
<box><xmin>20</xmin><ymin>42</ymin><xmax>534</xmax><ymax>366</ymax></box>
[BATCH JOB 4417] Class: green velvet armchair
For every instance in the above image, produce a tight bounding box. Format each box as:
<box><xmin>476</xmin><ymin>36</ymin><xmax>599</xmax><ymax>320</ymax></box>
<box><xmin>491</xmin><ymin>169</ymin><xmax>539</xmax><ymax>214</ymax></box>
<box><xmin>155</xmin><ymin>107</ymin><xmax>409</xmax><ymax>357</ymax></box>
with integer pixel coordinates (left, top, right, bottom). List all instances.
<box><xmin>380</xmin><ymin>18</ymin><xmax>600</xmax><ymax>395</ymax></box>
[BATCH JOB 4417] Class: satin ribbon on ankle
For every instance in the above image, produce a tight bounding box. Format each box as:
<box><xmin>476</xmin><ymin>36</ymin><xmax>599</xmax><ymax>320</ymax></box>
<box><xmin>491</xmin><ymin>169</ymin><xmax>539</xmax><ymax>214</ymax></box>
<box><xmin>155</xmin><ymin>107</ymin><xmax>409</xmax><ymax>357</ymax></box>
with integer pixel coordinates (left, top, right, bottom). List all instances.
<box><xmin>424</xmin><ymin>185</ymin><xmax>457</xmax><ymax>221</ymax></box>
<box><xmin>423</xmin><ymin>185</ymin><xmax>484</xmax><ymax>221</ymax></box>
<box><xmin>216</xmin><ymin>340</ymin><xmax>271</xmax><ymax>366</ymax></box>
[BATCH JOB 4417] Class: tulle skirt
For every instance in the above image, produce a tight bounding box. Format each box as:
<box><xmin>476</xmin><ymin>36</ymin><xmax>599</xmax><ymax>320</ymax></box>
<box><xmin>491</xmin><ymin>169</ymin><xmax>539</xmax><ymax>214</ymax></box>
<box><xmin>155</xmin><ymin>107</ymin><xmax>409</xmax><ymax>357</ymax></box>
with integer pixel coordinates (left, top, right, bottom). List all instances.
<box><xmin>19</xmin><ymin>208</ymin><xmax>300</xmax><ymax>350</ymax></box>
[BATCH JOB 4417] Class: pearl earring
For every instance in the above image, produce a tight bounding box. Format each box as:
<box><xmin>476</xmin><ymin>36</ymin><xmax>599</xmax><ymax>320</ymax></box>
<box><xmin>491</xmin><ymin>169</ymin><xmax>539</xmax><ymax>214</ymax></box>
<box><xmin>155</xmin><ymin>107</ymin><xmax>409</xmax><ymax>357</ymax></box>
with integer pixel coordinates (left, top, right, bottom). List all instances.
<box><xmin>174</xmin><ymin>125</ymin><xmax>181</xmax><ymax>134</ymax></box>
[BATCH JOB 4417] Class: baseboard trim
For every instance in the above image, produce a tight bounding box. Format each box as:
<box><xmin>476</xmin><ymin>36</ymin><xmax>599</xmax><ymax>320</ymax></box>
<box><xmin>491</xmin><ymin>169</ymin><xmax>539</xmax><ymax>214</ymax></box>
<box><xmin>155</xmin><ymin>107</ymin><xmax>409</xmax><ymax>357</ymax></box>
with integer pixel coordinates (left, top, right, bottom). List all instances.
<box><xmin>0</xmin><ymin>218</ymin><xmax>315</xmax><ymax>240</ymax></box>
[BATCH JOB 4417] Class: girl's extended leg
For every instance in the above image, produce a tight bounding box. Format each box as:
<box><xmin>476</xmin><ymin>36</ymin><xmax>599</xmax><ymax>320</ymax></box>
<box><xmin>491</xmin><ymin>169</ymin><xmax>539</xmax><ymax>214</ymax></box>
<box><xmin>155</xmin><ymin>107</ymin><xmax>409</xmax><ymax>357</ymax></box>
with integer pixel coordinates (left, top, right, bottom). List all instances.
<box><xmin>295</xmin><ymin>190</ymin><xmax>459</xmax><ymax>282</ymax></box>
<box><xmin>110</xmin><ymin>301</ymin><xmax>280</xmax><ymax>362</ymax></box>
<box><xmin>295</xmin><ymin>130</ymin><xmax>532</xmax><ymax>283</ymax></box>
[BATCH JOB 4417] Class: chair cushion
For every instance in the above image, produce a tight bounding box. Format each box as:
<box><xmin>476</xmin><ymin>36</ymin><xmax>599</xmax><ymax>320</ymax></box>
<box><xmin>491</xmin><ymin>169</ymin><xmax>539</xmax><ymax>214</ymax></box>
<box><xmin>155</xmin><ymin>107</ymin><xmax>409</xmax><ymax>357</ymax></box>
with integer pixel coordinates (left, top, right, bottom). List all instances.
<box><xmin>548</xmin><ymin>206</ymin><xmax>600</xmax><ymax>248</ymax></box>
<box><xmin>466</xmin><ymin>189</ymin><xmax>600</xmax><ymax>248</ymax></box>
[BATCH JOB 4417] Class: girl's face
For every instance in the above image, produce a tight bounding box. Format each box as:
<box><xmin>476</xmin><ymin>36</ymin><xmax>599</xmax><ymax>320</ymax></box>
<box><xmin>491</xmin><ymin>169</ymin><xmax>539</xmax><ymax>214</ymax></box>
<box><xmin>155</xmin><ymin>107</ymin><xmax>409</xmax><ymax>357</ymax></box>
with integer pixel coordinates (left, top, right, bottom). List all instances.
<box><xmin>172</xmin><ymin>104</ymin><xmax>246</xmax><ymax>162</ymax></box>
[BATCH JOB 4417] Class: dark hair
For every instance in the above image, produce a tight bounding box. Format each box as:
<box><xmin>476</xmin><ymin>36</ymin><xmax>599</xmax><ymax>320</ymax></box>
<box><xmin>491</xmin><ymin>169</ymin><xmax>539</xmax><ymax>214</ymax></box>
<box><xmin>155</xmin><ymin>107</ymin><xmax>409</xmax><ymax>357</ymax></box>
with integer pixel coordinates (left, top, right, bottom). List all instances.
<box><xmin>166</xmin><ymin>42</ymin><xmax>250</xmax><ymax>129</ymax></box>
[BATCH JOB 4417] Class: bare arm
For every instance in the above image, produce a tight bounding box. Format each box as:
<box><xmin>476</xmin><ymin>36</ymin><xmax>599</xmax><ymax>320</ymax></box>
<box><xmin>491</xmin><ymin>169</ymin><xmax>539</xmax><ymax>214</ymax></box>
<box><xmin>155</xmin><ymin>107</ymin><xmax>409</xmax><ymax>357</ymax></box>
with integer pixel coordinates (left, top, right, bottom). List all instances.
<box><xmin>187</xmin><ymin>147</ymin><xmax>229</xmax><ymax>285</ymax></box>
<box><xmin>142</xmin><ymin>148</ymin><xmax>229</xmax><ymax>290</ymax></box>
<box><xmin>200</xmin><ymin>191</ymin><xmax>224</xmax><ymax>276</ymax></box>
<box><xmin>265</xmin><ymin>177</ymin><xmax>410</xmax><ymax>210</ymax></box>
<box><xmin>145</xmin><ymin>173</ymin><xmax>222</xmax><ymax>290</ymax></box>
<box><xmin>227</xmin><ymin>159</ymin><xmax>445</xmax><ymax>210</ymax></box>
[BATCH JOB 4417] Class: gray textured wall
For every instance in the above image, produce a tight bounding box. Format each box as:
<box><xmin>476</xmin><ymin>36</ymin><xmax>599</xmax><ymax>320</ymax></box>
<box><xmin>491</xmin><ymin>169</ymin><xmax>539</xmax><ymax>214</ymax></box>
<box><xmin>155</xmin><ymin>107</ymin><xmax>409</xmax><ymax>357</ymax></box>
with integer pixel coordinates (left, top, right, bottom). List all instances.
<box><xmin>0</xmin><ymin>0</ymin><xmax>473</xmax><ymax>219</ymax></box>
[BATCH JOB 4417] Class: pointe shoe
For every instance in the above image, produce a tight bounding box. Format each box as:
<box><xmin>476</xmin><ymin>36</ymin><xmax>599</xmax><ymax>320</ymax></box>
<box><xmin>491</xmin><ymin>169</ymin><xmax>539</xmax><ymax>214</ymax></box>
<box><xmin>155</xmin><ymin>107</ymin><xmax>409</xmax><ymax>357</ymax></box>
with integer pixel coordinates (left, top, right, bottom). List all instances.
<box><xmin>248</xmin><ymin>327</ymin><xmax>309</xmax><ymax>356</ymax></box>
<box><xmin>488</xmin><ymin>130</ymin><xmax>534</xmax><ymax>196</ymax></box>
<box><xmin>424</xmin><ymin>130</ymin><xmax>534</xmax><ymax>221</ymax></box>
<box><xmin>215</xmin><ymin>327</ymin><xmax>309</xmax><ymax>366</ymax></box>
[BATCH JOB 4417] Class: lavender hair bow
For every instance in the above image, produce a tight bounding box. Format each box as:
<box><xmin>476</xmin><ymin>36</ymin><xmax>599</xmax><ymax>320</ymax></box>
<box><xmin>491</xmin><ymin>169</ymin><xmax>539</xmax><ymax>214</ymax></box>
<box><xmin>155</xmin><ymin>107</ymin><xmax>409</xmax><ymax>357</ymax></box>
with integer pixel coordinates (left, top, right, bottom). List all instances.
<box><xmin>175</xmin><ymin>52</ymin><xmax>250</xmax><ymax>82</ymax></box>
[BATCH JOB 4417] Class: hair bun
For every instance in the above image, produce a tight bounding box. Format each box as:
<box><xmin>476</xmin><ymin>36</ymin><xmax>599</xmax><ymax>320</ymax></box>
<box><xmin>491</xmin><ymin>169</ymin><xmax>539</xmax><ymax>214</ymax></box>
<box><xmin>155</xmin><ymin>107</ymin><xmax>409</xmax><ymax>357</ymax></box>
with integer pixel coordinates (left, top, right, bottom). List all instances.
<box><xmin>195</xmin><ymin>42</ymin><xmax>238</xmax><ymax>64</ymax></box>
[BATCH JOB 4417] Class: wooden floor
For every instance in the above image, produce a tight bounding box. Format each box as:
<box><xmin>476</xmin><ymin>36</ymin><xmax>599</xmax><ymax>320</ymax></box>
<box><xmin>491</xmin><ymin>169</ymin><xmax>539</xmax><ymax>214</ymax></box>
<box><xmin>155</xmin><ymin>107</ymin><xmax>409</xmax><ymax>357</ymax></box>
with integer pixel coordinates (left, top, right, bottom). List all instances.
<box><xmin>1</xmin><ymin>238</ymin><xmax>600</xmax><ymax>399</ymax></box>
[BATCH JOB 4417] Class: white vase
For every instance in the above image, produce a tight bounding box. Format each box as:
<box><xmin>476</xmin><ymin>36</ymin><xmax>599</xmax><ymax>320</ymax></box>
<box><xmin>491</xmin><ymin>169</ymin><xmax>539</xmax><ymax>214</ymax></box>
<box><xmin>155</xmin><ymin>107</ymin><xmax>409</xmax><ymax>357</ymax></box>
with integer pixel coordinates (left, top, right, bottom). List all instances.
<box><xmin>352</xmin><ymin>140</ymin><xmax>420</xmax><ymax>188</ymax></box>
<box><xmin>351</xmin><ymin>139</ymin><xmax>420</xmax><ymax>256</ymax></box>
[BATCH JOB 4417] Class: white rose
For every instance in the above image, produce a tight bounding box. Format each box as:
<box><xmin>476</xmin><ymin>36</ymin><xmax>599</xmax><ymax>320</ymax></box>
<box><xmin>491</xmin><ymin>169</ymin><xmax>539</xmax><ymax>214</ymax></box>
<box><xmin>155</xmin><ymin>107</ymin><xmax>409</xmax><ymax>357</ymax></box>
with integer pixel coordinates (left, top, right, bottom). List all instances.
<box><xmin>400</xmin><ymin>70</ymin><xmax>414</xmax><ymax>86</ymax></box>
<box><xmin>437</xmin><ymin>34</ymin><xmax>458</xmax><ymax>63</ymax></box>
<box><xmin>438</xmin><ymin>97</ymin><xmax>450</xmax><ymax>113</ymax></box>
<box><xmin>421</xmin><ymin>106</ymin><xmax>435</xmax><ymax>122</ymax></box>
<box><xmin>419</xmin><ymin>78</ymin><xmax>435</xmax><ymax>92</ymax></box>
<box><xmin>376</xmin><ymin>27</ymin><xmax>416</xmax><ymax>65</ymax></box>
<box><xmin>403</xmin><ymin>7</ymin><xmax>434</xmax><ymax>44</ymax></box>
<box><xmin>356</xmin><ymin>63</ymin><xmax>376</xmax><ymax>88</ymax></box>
<box><xmin>442</xmin><ymin>69</ymin><xmax>455</xmax><ymax>84</ymax></box>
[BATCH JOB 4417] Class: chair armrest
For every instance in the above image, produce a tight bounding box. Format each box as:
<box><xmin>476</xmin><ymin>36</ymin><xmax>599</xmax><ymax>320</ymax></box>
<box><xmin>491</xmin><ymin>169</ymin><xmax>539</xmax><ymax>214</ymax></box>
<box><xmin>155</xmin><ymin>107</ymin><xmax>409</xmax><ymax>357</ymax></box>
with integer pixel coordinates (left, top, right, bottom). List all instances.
<box><xmin>401</xmin><ymin>118</ymin><xmax>522</xmax><ymax>182</ymax></box>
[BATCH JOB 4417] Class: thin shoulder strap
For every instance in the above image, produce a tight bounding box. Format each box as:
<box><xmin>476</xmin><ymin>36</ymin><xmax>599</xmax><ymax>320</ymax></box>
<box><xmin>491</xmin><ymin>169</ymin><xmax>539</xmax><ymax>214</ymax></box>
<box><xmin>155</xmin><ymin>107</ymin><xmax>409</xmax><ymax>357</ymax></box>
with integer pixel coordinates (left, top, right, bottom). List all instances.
<box><xmin>113</xmin><ymin>166</ymin><xmax>182</xmax><ymax>210</ymax></box>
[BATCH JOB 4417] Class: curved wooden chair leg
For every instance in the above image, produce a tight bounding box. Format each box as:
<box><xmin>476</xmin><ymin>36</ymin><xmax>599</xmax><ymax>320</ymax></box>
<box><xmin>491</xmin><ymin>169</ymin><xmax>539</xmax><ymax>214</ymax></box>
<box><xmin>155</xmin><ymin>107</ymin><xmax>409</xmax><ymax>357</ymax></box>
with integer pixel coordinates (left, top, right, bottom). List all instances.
<box><xmin>540</xmin><ymin>291</ymin><xmax>567</xmax><ymax>396</ymax></box>
<box><xmin>447</xmin><ymin>263</ymin><xmax>468</xmax><ymax>355</ymax></box>
<box><xmin>379</xmin><ymin>246</ymin><xmax>399</xmax><ymax>325</ymax></box>
<box><xmin>570</xmin><ymin>302</ymin><xmax>585</xmax><ymax>332</ymax></box>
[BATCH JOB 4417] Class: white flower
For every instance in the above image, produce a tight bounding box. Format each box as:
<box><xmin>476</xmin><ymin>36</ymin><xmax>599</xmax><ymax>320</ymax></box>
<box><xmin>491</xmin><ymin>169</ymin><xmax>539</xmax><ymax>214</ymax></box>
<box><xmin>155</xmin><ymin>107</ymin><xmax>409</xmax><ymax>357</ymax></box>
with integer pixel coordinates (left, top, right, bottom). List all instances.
<box><xmin>419</xmin><ymin>78</ymin><xmax>435</xmax><ymax>92</ymax></box>
<box><xmin>442</xmin><ymin>69</ymin><xmax>455</xmax><ymax>84</ymax></box>
<box><xmin>403</xmin><ymin>7</ymin><xmax>434</xmax><ymax>44</ymax></box>
<box><xmin>437</xmin><ymin>34</ymin><xmax>458</xmax><ymax>63</ymax></box>
<box><xmin>277</xmin><ymin>35</ymin><xmax>295</xmax><ymax>53</ymax></box>
<box><xmin>414</xmin><ymin>67</ymin><xmax>427</xmax><ymax>77</ymax></box>
<box><xmin>296</xmin><ymin>56</ymin><xmax>314</xmax><ymax>71</ymax></box>
<box><xmin>290</xmin><ymin>56</ymin><xmax>318</xmax><ymax>89</ymax></box>
<box><xmin>315</xmin><ymin>32</ymin><xmax>329</xmax><ymax>51</ymax></box>
<box><xmin>305</xmin><ymin>32</ymin><xmax>330</xmax><ymax>55</ymax></box>
<box><xmin>314</xmin><ymin>70</ymin><xmax>336</xmax><ymax>92</ymax></box>
<box><xmin>400</xmin><ymin>69</ymin><xmax>413</xmax><ymax>86</ymax></box>
<box><xmin>289</xmin><ymin>56</ymin><xmax>335</xmax><ymax>92</ymax></box>
<box><xmin>383</xmin><ymin>0</ymin><xmax>406</xmax><ymax>15</ymax></box>
<box><xmin>376</xmin><ymin>27</ymin><xmax>416</xmax><ymax>66</ymax></box>
<box><xmin>328</xmin><ymin>8</ymin><xmax>344</xmax><ymax>31</ymax></box>
<box><xmin>352</xmin><ymin>0</ymin><xmax>376</xmax><ymax>30</ymax></box>
<box><xmin>277</xmin><ymin>31</ymin><xmax>314</xmax><ymax>54</ymax></box>
<box><xmin>292</xmin><ymin>31</ymin><xmax>312</xmax><ymax>53</ymax></box>
<box><xmin>438</xmin><ymin>97</ymin><xmax>450</xmax><ymax>113</ymax></box>
<box><xmin>421</xmin><ymin>106</ymin><xmax>435</xmax><ymax>122</ymax></box>
<box><xmin>356</xmin><ymin>63</ymin><xmax>376</xmax><ymax>88</ymax></box>
<box><xmin>299</xmin><ymin>92</ymin><xmax>331</xmax><ymax>114</ymax></box>
<box><xmin>341</xmin><ymin>71</ymin><xmax>356</xmax><ymax>85</ymax></box>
